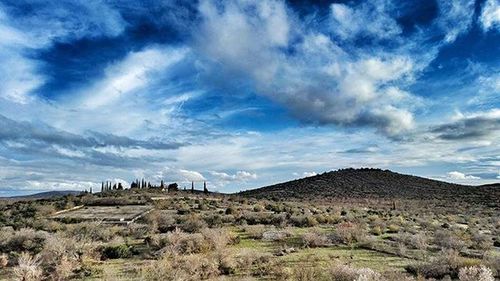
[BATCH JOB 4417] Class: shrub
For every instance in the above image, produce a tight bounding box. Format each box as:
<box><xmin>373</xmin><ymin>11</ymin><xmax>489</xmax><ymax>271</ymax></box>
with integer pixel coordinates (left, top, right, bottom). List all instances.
<box><xmin>371</xmin><ymin>226</ymin><xmax>382</xmax><ymax>236</ymax></box>
<box><xmin>301</xmin><ymin>230</ymin><xmax>330</xmax><ymax>248</ymax></box>
<box><xmin>290</xmin><ymin>266</ymin><xmax>321</xmax><ymax>280</ymax></box>
<box><xmin>39</xmin><ymin>234</ymin><xmax>80</xmax><ymax>280</ymax></box>
<box><xmin>482</xmin><ymin>253</ymin><xmax>500</xmax><ymax>277</ymax></box>
<box><xmin>405</xmin><ymin>250</ymin><xmax>479</xmax><ymax>279</ymax></box>
<box><xmin>471</xmin><ymin>233</ymin><xmax>492</xmax><ymax>251</ymax></box>
<box><xmin>331</xmin><ymin>222</ymin><xmax>366</xmax><ymax>247</ymax></box>
<box><xmin>262</xmin><ymin>230</ymin><xmax>292</xmax><ymax>242</ymax></box>
<box><xmin>141</xmin><ymin>252</ymin><xmax>221</xmax><ymax>280</ymax></box>
<box><xmin>204</xmin><ymin>214</ymin><xmax>223</xmax><ymax>228</ymax></box>
<box><xmin>327</xmin><ymin>263</ymin><xmax>381</xmax><ymax>281</ymax></box>
<box><xmin>125</xmin><ymin>223</ymin><xmax>149</xmax><ymax>239</ymax></box>
<box><xmin>253</xmin><ymin>204</ymin><xmax>264</xmax><ymax>212</ymax></box>
<box><xmin>458</xmin><ymin>265</ymin><xmax>494</xmax><ymax>281</ymax></box>
<box><xmin>434</xmin><ymin>230</ymin><xmax>465</xmax><ymax>251</ymax></box>
<box><xmin>1</xmin><ymin>228</ymin><xmax>48</xmax><ymax>254</ymax></box>
<box><xmin>12</xmin><ymin>252</ymin><xmax>43</xmax><ymax>281</ymax></box>
<box><xmin>243</xmin><ymin>225</ymin><xmax>267</xmax><ymax>239</ymax></box>
<box><xmin>100</xmin><ymin>244</ymin><xmax>132</xmax><ymax>260</ymax></box>
<box><xmin>146</xmin><ymin>210</ymin><xmax>176</xmax><ymax>233</ymax></box>
<box><xmin>0</xmin><ymin>253</ymin><xmax>8</xmax><ymax>268</ymax></box>
<box><xmin>179</xmin><ymin>215</ymin><xmax>207</xmax><ymax>233</ymax></box>
<box><xmin>65</xmin><ymin>222</ymin><xmax>116</xmax><ymax>242</ymax></box>
<box><xmin>163</xmin><ymin>228</ymin><xmax>208</xmax><ymax>255</ymax></box>
<box><xmin>201</xmin><ymin>228</ymin><xmax>236</xmax><ymax>251</ymax></box>
<box><xmin>387</xmin><ymin>224</ymin><xmax>400</xmax><ymax>233</ymax></box>
<box><xmin>225</xmin><ymin>206</ymin><xmax>237</xmax><ymax>215</ymax></box>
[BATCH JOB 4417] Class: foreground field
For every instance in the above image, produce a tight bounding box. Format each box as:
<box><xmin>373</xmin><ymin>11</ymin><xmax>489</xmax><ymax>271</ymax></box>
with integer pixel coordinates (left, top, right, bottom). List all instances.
<box><xmin>0</xmin><ymin>189</ymin><xmax>498</xmax><ymax>280</ymax></box>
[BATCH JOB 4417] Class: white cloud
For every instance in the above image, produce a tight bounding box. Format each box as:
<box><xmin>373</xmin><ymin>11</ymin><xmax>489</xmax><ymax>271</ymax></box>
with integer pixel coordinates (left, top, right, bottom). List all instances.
<box><xmin>210</xmin><ymin>170</ymin><xmax>257</xmax><ymax>182</ymax></box>
<box><xmin>329</xmin><ymin>1</ymin><xmax>401</xmax><ymax>40</ymax></box>
<box><xmin>80</xmin><ymin>47</ymin><xmax>189</xmax><ymax>109</ymax></box>
<box><xmin>155</xmin><ymin>167</ymin><xmax>206</xmax><ymax>183</ymax></box>
<box><xmin>447</xmin><ymin>171</ymin><xmax>480</xmax><ymax>180</ymax></box>
<box><xmin>438</xmin><ymin>0</ymin><xmax>475</xmax><ymax>42</ymax></box>
<box><xmin>0</xmin><ymin>1</ymin><xmax>126</xmax><ymax>104</ymax></box>
<box><xmin>302</xmin><ymin>172</ymin><xmax>317</xmax><ymax>178</ymax></box>
<box><xmin>480</xmin><ymin>0</ymin><xmax>500</xmax><ymax>31</ymax></box>
<box><xmin>194</xmin><ymin>0</ymin><xmax>421</xmax><ymax>138</ymax></box>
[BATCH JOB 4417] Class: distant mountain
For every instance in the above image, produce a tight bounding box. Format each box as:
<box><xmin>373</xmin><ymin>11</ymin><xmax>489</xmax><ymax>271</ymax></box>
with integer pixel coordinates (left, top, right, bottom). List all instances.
<box><xmin>0</xmin><ymin>190</ymin><xmax>83</xmax><ymax>200</ymax></box>
<box><xmin>239</xmin><ymin>168</ymin><xmax>500</xmax><ymax>205</ymax></box>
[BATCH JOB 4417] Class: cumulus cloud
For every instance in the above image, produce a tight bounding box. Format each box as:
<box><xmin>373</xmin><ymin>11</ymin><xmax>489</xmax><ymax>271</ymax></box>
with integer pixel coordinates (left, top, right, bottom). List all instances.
<box><xmin>447</xmin><ymin>171</ymin><xmax>480</xmax><ymax>180</ymax></box>
<box><xmin>152</xmin><ymin>167</ymin><xmax>206</xmax><ymax>183</ymax></box>
<box><xmin>480</xmin><ymin>0</ymin><xmax>500</xmax><ymax>31</ymax></box>
<box><xmin>193</xmin><ymin>0</ymin><xmax>423</xmax><ymax>137</ymax></box>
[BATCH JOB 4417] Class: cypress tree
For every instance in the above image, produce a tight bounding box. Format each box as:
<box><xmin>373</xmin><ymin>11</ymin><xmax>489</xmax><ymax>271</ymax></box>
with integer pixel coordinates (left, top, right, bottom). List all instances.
<box><xmin>203</xmin><ymin>181</ymin><xmax>208</xmax><ymax>194</ymax></box>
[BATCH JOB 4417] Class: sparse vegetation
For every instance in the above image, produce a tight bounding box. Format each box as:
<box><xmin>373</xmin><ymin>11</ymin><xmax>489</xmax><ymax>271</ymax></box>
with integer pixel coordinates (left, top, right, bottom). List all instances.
<box><xmin>0</xmin><ymin>169</ymin><xmax>498</xmax><ymax>280</ymax></box>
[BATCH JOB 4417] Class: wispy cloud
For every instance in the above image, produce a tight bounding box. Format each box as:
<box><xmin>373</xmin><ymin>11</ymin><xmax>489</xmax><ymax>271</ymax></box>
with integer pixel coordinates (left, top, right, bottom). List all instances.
<box><xmin>480</xmin><ymin>0</ymin><xmax>500</xmax><ymax>32</ymax></box>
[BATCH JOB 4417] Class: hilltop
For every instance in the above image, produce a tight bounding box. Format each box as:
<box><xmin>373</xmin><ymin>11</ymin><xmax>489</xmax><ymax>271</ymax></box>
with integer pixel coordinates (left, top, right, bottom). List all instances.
<box><xmin>240</xmin><ymin>168</ymin><xmax>500</xmax><ymax>206</ymax></box>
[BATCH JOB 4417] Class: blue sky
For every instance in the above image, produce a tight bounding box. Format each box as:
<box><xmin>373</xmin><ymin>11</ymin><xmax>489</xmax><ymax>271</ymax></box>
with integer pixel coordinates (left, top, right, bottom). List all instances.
<box><xmin>0</xmin><ymin>0</ymin><xmax>499</xmax><ymax>194</ymax></box>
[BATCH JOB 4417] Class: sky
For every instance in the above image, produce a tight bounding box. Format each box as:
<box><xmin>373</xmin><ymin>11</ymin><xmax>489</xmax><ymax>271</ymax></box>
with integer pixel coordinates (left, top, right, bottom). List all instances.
<box><xmin>0</xmin><ymin>0</ymin><xmax>499</xmax><ymax>195</ymax></box>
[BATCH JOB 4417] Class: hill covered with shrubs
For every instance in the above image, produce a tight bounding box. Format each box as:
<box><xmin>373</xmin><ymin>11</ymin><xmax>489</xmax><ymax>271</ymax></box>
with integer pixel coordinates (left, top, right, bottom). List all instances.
<box><xmin>240</xmin><ymin>168</ymin><xmax>500</xmax><ymax>206</ymax></box>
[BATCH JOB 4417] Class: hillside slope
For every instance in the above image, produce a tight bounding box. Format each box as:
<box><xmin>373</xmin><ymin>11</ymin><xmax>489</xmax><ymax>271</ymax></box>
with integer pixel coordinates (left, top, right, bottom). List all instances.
<box><xmin>240</xmin><ymin>168</ymin><xmax>500</xmax><ymax>205</ymax></box>
<box><xmin>0</xmin><ymin>190</ymin><xmax>83</xmax><ymax>200</ymax></box>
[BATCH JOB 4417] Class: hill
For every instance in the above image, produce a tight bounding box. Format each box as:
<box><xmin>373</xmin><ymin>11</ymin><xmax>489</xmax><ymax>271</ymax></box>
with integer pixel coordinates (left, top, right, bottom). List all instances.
<box><xmin>239</xmin><ymin>168</ymin><xmax>500</xmax><ymax>205</ymax></box>
<box><xmin>0</xmin><ymin>190</ymin><xmax>83</xmax><ymax>200</ymax></box>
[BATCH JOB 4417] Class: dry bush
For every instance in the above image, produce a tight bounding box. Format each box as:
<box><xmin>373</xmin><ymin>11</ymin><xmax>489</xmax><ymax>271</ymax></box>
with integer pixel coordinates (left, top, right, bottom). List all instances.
<box><xmin>141</xmin><ymin>253</ymin><xmax>221</xmax><ymax>280</ymax></box>
<box><xmin>231</xmin><ymin>249</ymin><xmax>284</xmax><ymax>277</ymax></box>
<box><xmin>482</xmin><ymin>253</ymin><xmax>500</xmax><ymax>277</ymax></box>
<box><xmin>405</xmin><ymin>250</ymin><xmax>480</xmax><ymax>279</ymax></box>
<box><xmin>471</xmin><ymin>233</ymin><xmax>492</xmax><ymax>251</ymax></box>
<box><xmin>0</xmin><ymin>253</ymin><xmax>8</xmax><ymax>268</ymax></box>
<box><xmin>146</xmin><ymin>210</ymin><xmax>176</xmax><ymax>233</ymax></box>
<box><xmin>434</xmin><ymin>230</ymin><xmax>466</xmax><ymax>251</ymax></box>
<box><xmin>125</xmin><ymin>223</ymin><xmax>149</xmax><ymax>239</ymax></box>
<box><xmin>331</xmin><ymin>222</ymin><xmax>366</xmax><ymax>247</ymax></box>
<box><xmin>458</xmin><ymin>265</ymin><xmax>494</xmax><ymax>281</ymax></box>
<box><xmin>65</xmin><ymin>222</ymin><xmax>116</xmax><ymax>242</ymax></box>
<box><xmin>40</xmin><ymin>234</ymin><xmax>80</xmax><ymax>280</ymax></box>
<box><xmin>396</xmin><ymin>232</ymin><xmax>428</xmax><ymax>251</ymax></box>
<box><xmin>290</xmin><ymin>266</ymin><xmax>321</xmax><ymax>281</ymax></box>
<box><xmin>301</xmin><ymin>229</ymin><xmax>330</xmax><ymax>248</ymax></box>
<box><xmin>1</xmin><ymin>228</ymin><xmax>48</xmax><ymax>254</ymax></box>
<box><xmin>327</xmin><ymin>263</ymin><xmax>381</xmax><ymax>281</ymax></box>
<box><xmin>243</xmin><ymin>225</ymin><xmax>267</xmax><ymax>239</ymax></box>
<box><xmin>12</xmin><ymin>252</ymin><xmax>43</xmax><ymax>281</ymax></box>
<box><xmin>262</xmin><ymin>229</ymin><xmax>292</xmax><ymax>242</ymax></box>
<box><xmin>163</xmin><ymin>228</ymin><xmax>207</xmax><ymax>255</ymax></box>
<box><xmin>290</xmin><ymin>215</ymin><xmax>319</xmax><ymax>227</ymax></box>
<box><xmin>201</xmin><ymin>228</ymin><xmax>236</xmax><ymax>251</ymax></box>
<box><xmin>179</xmin><ymin>214</ymin><xmax>208</xmax><ymax>233</ymax></box>
<box><xmin>233</xmin><ymin>249</ymin><xmax>265</xmax><ymax>273</ymax></box>
<box><xmin>381</xmin><ymin>271</ymin><xmax>416</xmax><ymax>281</ymax></box>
